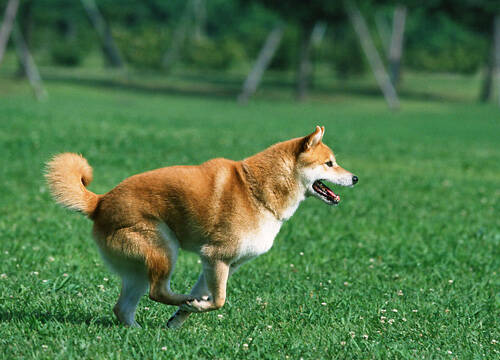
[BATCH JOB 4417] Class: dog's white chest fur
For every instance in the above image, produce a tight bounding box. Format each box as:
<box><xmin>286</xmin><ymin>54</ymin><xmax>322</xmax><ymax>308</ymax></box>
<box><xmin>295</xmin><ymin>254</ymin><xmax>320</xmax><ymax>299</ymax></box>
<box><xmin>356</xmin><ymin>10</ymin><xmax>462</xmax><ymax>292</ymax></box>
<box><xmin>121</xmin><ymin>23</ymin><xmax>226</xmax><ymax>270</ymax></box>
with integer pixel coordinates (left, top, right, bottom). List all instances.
<box><xmin>237</xmin><ymin>212</ymin><xmax>282</xmax><ymax>260</ymax></box>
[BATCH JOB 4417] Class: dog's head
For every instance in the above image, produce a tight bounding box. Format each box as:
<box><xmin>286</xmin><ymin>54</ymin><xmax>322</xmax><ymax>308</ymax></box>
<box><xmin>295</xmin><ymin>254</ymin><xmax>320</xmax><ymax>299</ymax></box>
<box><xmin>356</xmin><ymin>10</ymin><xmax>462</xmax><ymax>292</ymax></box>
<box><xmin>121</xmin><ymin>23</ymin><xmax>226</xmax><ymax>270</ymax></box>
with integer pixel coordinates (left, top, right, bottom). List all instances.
<box><xmin>296</xmin><ymin>126</ymin><xmax>358</xmax><ymax>205</ymax></box>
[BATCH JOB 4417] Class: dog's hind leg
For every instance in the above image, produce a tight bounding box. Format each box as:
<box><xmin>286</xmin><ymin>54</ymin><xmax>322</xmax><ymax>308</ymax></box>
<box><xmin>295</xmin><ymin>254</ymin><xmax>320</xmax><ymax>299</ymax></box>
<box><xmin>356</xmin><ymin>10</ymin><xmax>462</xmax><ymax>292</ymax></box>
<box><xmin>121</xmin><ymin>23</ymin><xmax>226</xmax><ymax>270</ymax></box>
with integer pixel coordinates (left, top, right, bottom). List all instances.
<box><xmin>147</xmin><ymin>224</ymin><xmax>194</xmax><ymax>306</ymax></box>
<box><xmin>99</xmin><ymin>223</ymin><xmax>193</xmax><ymax>327</ymax></box>
<box><xmin>113</xmin><ymin>273</ymin><xmax>148</xmax><ymax>327</ymax></box>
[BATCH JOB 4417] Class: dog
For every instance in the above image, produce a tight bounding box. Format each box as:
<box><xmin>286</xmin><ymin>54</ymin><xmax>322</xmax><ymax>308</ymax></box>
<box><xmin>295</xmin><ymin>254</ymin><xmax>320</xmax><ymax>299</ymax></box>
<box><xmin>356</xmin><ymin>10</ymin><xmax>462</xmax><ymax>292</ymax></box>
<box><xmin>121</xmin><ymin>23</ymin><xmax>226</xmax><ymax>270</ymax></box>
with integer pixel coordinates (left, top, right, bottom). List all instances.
<box><xmin>45</xmin><ymin>126</ymin><xmax>358</xmax><ymax>328</ymax></box>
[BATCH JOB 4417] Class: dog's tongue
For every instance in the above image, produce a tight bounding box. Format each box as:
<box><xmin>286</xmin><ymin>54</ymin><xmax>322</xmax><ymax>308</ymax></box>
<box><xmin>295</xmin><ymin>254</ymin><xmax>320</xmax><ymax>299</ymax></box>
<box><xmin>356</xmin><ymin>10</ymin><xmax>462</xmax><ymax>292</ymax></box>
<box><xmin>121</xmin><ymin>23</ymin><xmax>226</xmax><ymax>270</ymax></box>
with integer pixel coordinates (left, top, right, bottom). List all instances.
<box><xmin>325</xmin><ymin>187</ymin><xmax>337</xmax><ymax>198</ymax></box>
<box><xmin>326</xmin><ymin>187</ymin><xmax>340</xmax><ymax>202</ymax></box>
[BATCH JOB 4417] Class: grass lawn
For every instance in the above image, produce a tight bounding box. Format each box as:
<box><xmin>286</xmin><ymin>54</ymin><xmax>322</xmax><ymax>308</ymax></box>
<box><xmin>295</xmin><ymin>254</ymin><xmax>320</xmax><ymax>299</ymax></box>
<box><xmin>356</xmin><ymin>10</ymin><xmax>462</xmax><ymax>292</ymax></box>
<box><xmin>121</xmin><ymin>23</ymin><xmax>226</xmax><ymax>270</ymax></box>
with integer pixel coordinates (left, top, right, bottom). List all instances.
<box><xmin>0</xmin><ymin>66</ymin><xmax>499</xmax><ymax>359</ymax></box>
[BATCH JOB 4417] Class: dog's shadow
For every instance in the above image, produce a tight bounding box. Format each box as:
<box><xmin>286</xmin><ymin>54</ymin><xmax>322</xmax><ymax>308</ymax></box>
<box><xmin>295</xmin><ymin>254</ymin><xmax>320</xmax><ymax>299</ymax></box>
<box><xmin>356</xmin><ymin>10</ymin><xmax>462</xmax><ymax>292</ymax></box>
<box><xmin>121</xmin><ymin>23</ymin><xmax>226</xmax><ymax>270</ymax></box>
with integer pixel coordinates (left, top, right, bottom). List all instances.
<box><xmin>0</xmin><ymin>308</ymin><xmax>116</xmax><ymax>327</ymax></box>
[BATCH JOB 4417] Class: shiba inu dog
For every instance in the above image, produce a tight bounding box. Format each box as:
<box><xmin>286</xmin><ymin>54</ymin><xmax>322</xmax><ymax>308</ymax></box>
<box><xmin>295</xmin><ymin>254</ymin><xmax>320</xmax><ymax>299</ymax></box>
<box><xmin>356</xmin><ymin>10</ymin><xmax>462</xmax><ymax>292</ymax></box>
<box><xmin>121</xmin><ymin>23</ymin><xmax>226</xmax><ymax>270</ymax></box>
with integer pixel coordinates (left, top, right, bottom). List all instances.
<box><xmin>45</xmin><ymin>126</ymin><xmax>358</xmax><ymax>328</ymax></box>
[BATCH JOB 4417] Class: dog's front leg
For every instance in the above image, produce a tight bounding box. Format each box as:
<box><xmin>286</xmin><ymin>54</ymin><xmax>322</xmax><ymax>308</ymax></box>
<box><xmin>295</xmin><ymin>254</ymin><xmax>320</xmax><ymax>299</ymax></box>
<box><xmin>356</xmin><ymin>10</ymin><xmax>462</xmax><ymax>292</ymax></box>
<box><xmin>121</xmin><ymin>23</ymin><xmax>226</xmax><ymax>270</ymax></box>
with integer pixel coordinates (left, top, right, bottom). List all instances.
<box><xmin>167</xmin><ymin>262</ymin><xmax>239</xmax><ymax>329</ymax></box>
<box><xmin>180</xmin><ymin>259</ymin><xmax>229</xmax><ymax>313</ymax></box>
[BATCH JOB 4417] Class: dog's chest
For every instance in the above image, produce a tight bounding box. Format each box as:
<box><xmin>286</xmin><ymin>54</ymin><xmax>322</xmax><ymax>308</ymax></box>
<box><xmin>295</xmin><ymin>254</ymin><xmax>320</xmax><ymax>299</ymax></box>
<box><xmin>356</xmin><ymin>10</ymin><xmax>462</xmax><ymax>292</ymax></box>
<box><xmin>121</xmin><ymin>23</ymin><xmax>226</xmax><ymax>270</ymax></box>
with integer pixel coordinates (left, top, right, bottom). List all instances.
<box><xmin>236</xmin><ymin>212</ymin><xmax>282</xmax><ymax>260</ymax></box>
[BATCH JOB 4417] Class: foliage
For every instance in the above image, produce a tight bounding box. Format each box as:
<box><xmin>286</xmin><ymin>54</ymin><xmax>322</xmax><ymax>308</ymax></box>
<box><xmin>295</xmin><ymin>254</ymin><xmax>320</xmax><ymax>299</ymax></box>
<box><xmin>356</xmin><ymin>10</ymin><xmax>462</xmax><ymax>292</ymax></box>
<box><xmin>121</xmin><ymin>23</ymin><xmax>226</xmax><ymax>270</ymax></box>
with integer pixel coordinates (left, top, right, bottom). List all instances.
<box><xmin>329</xmin><ymin>23</ymin><xmax>367</xmax><ymax>77</ymax></box>
<box><xmin>0</xmin><ymin>71</ymin><xmax>498</xmax><ymax>359</ymax></box>
<box><xmin>49</xmin><ymin>39</ymin><xmax>86</xmax><ymax>67</ymax></box>
<box><xmin>404</xmin><ymin>10</ymin><xmax>488</xmax><ymax>73</ymax></box>
<box><xmin>114</xmin><ymin>25</ymin><xmax>170</xmax><ymax>69</ymax></box>
<box><xmin>182</xmin><ymin>36</ymin><xmax>247</xmax><ymax>70</ymax></box>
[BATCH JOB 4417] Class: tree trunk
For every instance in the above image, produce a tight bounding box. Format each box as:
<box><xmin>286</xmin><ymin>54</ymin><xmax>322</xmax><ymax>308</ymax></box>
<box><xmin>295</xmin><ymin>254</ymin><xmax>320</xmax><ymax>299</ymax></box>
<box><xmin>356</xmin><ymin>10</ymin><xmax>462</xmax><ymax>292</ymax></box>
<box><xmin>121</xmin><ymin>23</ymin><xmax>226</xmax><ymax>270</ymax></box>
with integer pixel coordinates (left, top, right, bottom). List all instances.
<box><xmin>375</xmin><ymin>11</ymin><xmax>391</xmax><ymax>56</ymax></box>
<box><xmin>0</xmin><ymin>0</ymin><xmax>20</xmax><ymax>65</ymax></box>
<box><xmin>12</xmin><ymin>23</ymin><xmax>47</xmax><ymax>100</ymax></box>
<box><xmin>81</xmin><ymin>0</ymin><xmax>123</xmax><ymax>67</ymax></box>
<box><xmin>494</xmin><ymin>15</ymin><xmax>500</xmax><ymax>106</ymax></box>
<box><xmin>238</xmin><ymin>24</ymin><xmax>284</xmax><ymax>104</ymax></box>
<box><xmin>162</xmin><ymin>0</ymin><xmax>193</xmax><ymax>70</ymax></box>
<box><xmin>296</xmin><ymin>23</ymin><xmax>315</xmax><ymax>101</ymax></box>
<box><xmin>16</xmin><ymin>0</ymin><xmax>34</xmax><ymax>77</ymax></box>
<box><xmin>193</xmin><ymin>0</ymin><xmax>206</xmax><ymax>41</ymax></box>
<box><xmin>388</xmin><ymin>5</ymin><xmax>407</xmax><ymax>87</ymax></box>
<box><xmin>311</xmin><ymin>22</ymin><xmax>327</xmax><ymax>47</ymax></box>
<box><xmin>346</xmin><ymin>2</ymin><xmax>400</xmax><ymax>110</ymax></box>
<box><xmin>479</xmin><ymin>43</ymin><xmax>494</xmax><ymax>102</ymax></box>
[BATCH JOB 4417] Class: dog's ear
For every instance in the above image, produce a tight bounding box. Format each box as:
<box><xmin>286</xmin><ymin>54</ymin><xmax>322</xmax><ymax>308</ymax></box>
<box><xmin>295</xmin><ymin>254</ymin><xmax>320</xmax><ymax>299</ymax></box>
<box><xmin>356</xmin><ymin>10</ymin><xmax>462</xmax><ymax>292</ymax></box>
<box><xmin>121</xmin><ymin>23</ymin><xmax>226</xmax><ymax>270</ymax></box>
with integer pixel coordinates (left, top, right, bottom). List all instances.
<box><xmin>303</xmin><ymin>126</ymin><xmax>324</xmax><ymax>151</ymax></box>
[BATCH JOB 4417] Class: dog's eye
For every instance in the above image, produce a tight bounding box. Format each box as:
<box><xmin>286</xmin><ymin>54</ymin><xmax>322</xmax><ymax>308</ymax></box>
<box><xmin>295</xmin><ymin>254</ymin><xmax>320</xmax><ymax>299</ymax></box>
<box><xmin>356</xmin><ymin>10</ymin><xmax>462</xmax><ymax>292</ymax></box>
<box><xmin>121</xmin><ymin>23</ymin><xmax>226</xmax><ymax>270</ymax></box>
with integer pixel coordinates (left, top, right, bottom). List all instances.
<box><xmin>325</xmin><ymin>161</ymin><xmax>333</xmax><ymax>167</ymax></box>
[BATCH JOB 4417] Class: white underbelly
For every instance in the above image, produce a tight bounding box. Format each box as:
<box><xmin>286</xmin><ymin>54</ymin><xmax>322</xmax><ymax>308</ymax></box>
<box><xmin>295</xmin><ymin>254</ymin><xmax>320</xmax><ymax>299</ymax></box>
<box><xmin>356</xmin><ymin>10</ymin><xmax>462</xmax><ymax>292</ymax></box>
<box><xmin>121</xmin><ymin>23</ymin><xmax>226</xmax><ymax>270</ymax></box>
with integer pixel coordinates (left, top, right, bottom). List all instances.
<box><xmin>236</xmin><ymin>213</ymin><xmax>282</xmax><ymax>260</ymax></box>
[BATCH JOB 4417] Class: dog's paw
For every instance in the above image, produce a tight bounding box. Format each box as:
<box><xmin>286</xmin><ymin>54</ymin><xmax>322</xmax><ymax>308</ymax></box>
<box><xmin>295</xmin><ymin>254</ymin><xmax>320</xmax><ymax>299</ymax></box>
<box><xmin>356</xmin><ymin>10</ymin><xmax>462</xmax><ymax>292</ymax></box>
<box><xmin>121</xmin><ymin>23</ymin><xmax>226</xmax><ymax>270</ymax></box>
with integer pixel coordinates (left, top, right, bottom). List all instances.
<box><xmin>127</xmin><ymin>321</ymin><xmax>142</xmax><ymax>328</ymax></box>
<box><xmin>180</xmin><ymin>298</ymin><xmax>212</xmax><ymax>313</ymax></box>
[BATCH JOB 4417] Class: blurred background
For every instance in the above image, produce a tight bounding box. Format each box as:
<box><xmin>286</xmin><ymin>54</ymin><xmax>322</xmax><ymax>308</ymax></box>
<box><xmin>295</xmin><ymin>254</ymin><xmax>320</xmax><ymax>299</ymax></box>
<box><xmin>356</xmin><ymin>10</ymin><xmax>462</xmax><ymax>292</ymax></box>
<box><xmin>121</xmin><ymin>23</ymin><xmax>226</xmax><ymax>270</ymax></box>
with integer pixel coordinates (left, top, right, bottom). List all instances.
<box><xmin>0</xmin><ymin>0</ymin><xmax>499</xmax><ymax>105</ymax></box>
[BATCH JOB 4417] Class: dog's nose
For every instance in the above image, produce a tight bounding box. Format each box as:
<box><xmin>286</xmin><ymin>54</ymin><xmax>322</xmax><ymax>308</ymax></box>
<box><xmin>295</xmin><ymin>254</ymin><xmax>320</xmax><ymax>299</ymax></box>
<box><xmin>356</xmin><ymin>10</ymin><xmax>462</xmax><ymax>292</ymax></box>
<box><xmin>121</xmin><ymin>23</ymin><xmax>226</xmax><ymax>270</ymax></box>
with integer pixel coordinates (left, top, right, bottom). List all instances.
<box><xmin>352</xmin><ymin>175</ymin><xmax>358</xmax><ymax>185</ymax></box>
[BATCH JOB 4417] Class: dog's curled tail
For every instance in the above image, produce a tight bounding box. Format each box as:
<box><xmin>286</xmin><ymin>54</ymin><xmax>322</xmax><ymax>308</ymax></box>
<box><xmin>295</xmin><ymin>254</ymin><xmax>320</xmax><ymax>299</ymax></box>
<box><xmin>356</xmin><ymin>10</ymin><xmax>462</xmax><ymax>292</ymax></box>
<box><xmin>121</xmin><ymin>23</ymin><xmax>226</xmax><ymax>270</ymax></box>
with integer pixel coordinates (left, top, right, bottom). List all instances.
<box><xmin>45</xmin><ymin>153</ymin><xmax>100</xmax><ymax>216</ymax></box>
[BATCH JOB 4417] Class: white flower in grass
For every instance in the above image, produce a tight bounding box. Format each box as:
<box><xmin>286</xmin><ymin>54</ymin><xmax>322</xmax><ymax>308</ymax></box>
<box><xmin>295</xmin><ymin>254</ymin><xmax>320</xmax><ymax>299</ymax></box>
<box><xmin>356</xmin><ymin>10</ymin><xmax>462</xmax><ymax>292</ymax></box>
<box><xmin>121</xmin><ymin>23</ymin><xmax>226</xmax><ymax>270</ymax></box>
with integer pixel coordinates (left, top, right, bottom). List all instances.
<box><xmin>412</xmin><ymin>309</ymin><xmax>418</xmax><ymax>313</ymax></box>
<box><xmin>299</xmin><ymin>252</ymin><xmax>304</xmax><ymax>256</ymax></box>
<box><xmin>161</xmin><ymin>346</ymin><xmax>167</xmax><ymax>351</ymax></box>
<box><xmin>340</xmin><ymin>341</ymin><xmax>346</xmax><ymax>346</ymax></box>
<box><xmin>48</xmin><ymin>256</ymin><xmax>55</xmax><ymax>262</ymax></box>
<box><xmin>321</xmin><ymin>302</ymin><xmax>327</xmax><ymax>306</ymax></box>
<box><xmin>32</xmin><ymin>271</ymin><xmax>39</xmax><ymax>276</ymax></box>
<box><xmin>448</xmin><ymin>279</ymin><xmax>454</xmax><ymax>284</ymax></box>
<box><xmin>0</xmin><ymin>273</ymin><xmax>7</xmax><ymax>279</ymax></box>
<box><xmin>41</xmin><ymin>345</ymin><xmax>48</xmax><ymax>349</ymax></box>
<box><xmin>42</xmin><ymin>279</ymin><xmax>48</xmax><ymax>283</ymax></box>
<box><xmin>362</xmin><ymin>334</ymin><xmax>369</xmax><ymax>340</ymax></box>
<box><xmin>343</xmin><ymin>282</ymin><xmax>349</xmax><ymax>286</ymax></box>
<box><xmin>392</xmin><ymin>309</ymin><xmax>398</xmax><ymax>313</ymax></box>
<box><xmin>491</xmin><ymin>339</ymin><xmax>498</xmax><ymax>344</ymax></box>
<box><xmin>388</xmin><ymin>319</ymin><xmax>395</xmax><ymax>324</ymax></box>
<box><xmin>380</xmin><ymin>309</ymin><xmax>386</xmax><ymax>313</ymax></box>
<box><xmin>267</xmin><ymin>325</ymin><xmax>272</xmax><ymax>329</ymax></box>
<box><xmin>103</xmin><ymin>278</ymin><xmax>108</xmax><ymax>282</ymax></box>
<box><xmin>397</xmin><ymin>290</ymin><xmax>404</xmax><ymax>296</ymax></box>
<box><xmin>144</xmin><ymin>307</ymin><xmax>150</xmax><ymax>311</ymax></box>
<box><xmin>62</xmin><ymin>273</ymin><xmax>68</xmax><ymax>277</ymax></box>
<box><xmin>242</xmin><ymin>343</ymin><xmax>249</xmax><ymax>349</ymax></box>
<box><xmin>447</xmin><ymin>350</ymin><xmax>452</xmax><ymax>354</ymax></box>
<box><xmin>217</xmin><ymin>314</ymin><xmax>223</xmax><ymax>319</ymax></box>
<box><xmin>98</xmin><ymin>284</ymin><xmax>105</xmax><ymax>291</ymax></box>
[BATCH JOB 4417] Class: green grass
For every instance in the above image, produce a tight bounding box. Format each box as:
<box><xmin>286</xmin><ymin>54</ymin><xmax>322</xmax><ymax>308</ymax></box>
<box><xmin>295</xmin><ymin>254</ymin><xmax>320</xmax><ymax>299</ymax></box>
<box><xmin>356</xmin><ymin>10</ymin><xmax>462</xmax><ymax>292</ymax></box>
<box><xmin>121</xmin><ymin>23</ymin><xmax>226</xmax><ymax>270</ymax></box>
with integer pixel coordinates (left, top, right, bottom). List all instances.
<box><xmin>0</xmin><ymin>67</ymin><xmax>499</xmax><ymax>359</ymax></box>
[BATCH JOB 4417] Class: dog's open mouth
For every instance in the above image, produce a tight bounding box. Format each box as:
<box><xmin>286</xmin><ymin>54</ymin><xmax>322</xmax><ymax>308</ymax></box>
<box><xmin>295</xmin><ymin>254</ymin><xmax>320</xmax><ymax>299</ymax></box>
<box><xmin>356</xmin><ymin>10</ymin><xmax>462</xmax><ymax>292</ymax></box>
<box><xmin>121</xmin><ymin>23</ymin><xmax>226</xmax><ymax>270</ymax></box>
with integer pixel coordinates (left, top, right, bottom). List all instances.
<box><xmin>313</xmin><ymin>180</ymin><xmax>340</xmax><ymax>204</ymax></box>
